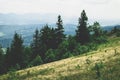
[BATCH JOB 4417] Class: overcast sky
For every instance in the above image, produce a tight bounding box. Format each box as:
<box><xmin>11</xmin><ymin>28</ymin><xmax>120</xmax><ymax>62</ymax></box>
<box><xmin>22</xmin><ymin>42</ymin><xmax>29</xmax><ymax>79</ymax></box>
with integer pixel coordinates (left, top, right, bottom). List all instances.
<box><xmin>0</xmin><ymin>0</ymin><xmax>120</xmax><ymax>25</ymax></box>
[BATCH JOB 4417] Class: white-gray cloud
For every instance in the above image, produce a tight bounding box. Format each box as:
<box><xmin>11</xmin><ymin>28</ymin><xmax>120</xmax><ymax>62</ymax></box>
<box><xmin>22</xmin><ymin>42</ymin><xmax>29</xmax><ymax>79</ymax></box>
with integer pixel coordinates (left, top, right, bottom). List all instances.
<box><xmin>82</xmin><ymin>0</ymin><xmax>111</xmax><ymax>4</ymax></box>
<box><xmin>0</xmin><ymin>0</ymin><xmax>120</xmax><ymax>25</ymax></box>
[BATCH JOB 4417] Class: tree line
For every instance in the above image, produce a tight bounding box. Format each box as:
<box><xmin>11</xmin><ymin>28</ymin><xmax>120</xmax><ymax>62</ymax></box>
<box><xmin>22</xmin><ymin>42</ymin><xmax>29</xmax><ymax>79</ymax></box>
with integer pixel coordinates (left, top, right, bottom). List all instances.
<box><xmin>0</xmin><ymin>10</ymin><xmax>118</xmax><ymax>74</ymax></box>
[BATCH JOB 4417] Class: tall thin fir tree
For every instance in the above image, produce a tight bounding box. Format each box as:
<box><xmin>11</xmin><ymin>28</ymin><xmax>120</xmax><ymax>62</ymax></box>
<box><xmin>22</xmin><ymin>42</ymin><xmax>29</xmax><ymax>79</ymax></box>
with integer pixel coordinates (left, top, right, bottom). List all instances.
<box><xmin>76</xmin><ymin>10</ymin><xmax>90</xmax><ymax>44</ymax></box>
<box><xmin>31</xmin><ymin>29</ymin><xmax>41</xmax><ymax>60</ymax></box>
<box><xmin>55</xmin><ymin>15</ymin><xmax>65</xmax><ymax>47</ymax></box>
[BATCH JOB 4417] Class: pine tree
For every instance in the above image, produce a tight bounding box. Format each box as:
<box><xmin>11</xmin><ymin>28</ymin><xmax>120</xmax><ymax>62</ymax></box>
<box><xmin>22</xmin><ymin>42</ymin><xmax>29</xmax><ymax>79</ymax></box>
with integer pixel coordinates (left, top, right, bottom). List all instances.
<box><xmin>76</xmin><ymin>10</ymin><xmax>90</xmax><ymax>44</ymax></box>
<box><xmin>55</xmin><ymin>15</ymin><xmax>65</xmax><ymax>47</ymax></box>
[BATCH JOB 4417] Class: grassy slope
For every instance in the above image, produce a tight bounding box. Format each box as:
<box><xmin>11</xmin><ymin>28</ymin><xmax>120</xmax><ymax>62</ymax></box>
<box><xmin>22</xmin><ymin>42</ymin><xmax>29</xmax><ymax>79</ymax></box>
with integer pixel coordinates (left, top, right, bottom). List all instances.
<box><xmin>0</xmin><ymin>37</ymin><xmax>120</xmax><ymax>80</ymax></box>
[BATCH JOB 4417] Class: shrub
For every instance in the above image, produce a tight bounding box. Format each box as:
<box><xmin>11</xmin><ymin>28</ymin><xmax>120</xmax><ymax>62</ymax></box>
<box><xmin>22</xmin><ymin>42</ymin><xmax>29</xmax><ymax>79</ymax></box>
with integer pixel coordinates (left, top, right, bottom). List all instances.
<box><xmin>74</xmin><ymin>44</ymin><xmax>89</xmax><ymax>55</ymax></box>
<box><xmin>116</xmin><ymin>31</ymin><xmax>120</xmax><ymax>37</ymax></box>
<box><xmin>45</xmin><ymin>49</ymin><xmax>56</xmax><ymax>62</ymax></box>
<box><xmin>30</xmin><ymin>55</ymin><xmax>43</xmax><ymax>66</ymax></box>
<box><xmin>92</xmin><ymin>61</ymin><xmax>104</xmax><ymax>78</ymax></box>
<box><xmin>62</xmin><ymin>51</ymin><xmax>73</xmax><ymax>59</ymax></box>
<box><xmin>94</xmin><ymin>36</ymin><xmax>107</xmax><ymax>44</ymax></box>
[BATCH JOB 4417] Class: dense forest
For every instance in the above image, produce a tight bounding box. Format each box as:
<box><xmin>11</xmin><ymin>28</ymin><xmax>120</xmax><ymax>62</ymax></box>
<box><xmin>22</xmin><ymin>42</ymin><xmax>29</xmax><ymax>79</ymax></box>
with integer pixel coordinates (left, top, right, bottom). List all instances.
<box><xmin>0</xmin><ymin>10</ymin><xmax>120</xmax><ymax>75</ymax></box>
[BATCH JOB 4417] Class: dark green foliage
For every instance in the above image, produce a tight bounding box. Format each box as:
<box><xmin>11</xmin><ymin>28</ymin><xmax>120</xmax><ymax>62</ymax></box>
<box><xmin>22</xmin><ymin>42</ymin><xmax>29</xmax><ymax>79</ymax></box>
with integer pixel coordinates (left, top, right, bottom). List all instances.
<box><xmin>30</xmin><ymin>15</ymin><xmax>65</xmax><ymax>63</ymax></box>
<box><xmin>74</xmin><ymin>44</ymin><xmax>89</xmax><ymax>55</ymax></box>
<box><xmin>92</xmin><ymin>62</ymin><xmax>104</xmax><ymax>78</ymax></box>
<box><xmin>5</xmin><ymin>33</ymin><xmax>24</xmax><ymax>70</ymax></box>
<box><xmin>111</xmin><ymin>26</ymin><xmax>118</xmax><ymax>34</ymax></box>
<box><xmin>0</xmin><ymin>45</ymin><xmax>5</xmax><ymax>74</ymax></box>
<box><xmin>30</xmin><ymin>55</ymin><xmax>43</xmax><ymax>66</ymax></box>
<box><xmin>0</xmin><ymin>13</ymin><xmax>110</xmax><ymax>75</ymax></box>
<box><xmin>57</xmin><ymin>36</ymin><xmax>77</xmax><ymax>59</ymax></box>
<box><xmin>31</xmin><ymin>29</ymin><xmax>41</xmax><ymax>60</ymax></box>
<box><xmin>89</xmin><ymin>22</ymin><xmax>108</xmax><ymax>43</ymax></box>
<box><xmin>89</xmin><ymin>22</ymin><xmax>103</xmax><ymax>37</ymax></box>
<box><xmin>23</xmin><ymin>47</ymin><xmax>32</xmax><ymax>67</ymax></box>
<box><xmin>116</xmin><ymin>31</ymin><xmax>120</xmax><ymax>37</ymax></box>
<box><xmin>94</xmin><ymin>36</ymin><xmax>108</xmax><ymax>43</ymax></box>
<box><xmin>86</xmin><ymin>43</ymin><xmax>98</xmax><ymax>51</ymax></box>
<box><xmin>57</xmin><ymin>40</ymin><xmax>69</xmax><ymax>59</ymax></box>
<box><xmin>114</xmin><ymin>26</ymin><xmax>120</xmax><ymax>37</ymax></box>
<box><xmin>39</xmin><ymin>24</ymin><xmax>56</xmax><ymax>49</ymax></box>
<box><xmin>110</xmin><ymin>26</ymin><xmax>120</xmax><ymax>37</ymax></box>
<box><xmin>45</xmin><ymin>49</ymin><xmax>56</xmax><ymax>63</ymax></box>
<box><xmin>55</xmin><ymin>15</ymin><xmax>65</xmax><ymax>47</ymax></box>
<box><xmin>67</xmin><ymin>35</ymin><xmax>77</xmax><ymax>53</ymax></box>
<box><xmin>63</xmin><ymin>51</ymin><xmax>73</xmax><ymax>59</ymax></box>
<box><xmin>38</xmin><ymin>25</ymin><xmax>56</xmax><ymax>61</ymax></box>
<box><xmin>76</xmin><ymin>10</ymin><xmax>90</xmax><ymax>44</ymax></box>
<box><xmin>7</xmin><ymin>70</ymin><xmax>19</xmax><ymax>80</ymax></box>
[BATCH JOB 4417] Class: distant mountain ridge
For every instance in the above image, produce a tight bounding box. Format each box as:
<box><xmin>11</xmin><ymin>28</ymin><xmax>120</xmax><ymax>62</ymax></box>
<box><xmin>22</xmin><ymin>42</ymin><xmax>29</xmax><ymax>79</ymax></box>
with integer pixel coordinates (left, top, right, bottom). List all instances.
<box><xmin>0</xmin><ymin>24</ymin><xmax>119</xmax><ymax>47</ymax></box>
<box><xmin>103</xmin><ymin>25</ymin><xmax>120</xmax><ymax>31</ymax></box>
<box><xmin>0</xmin><ymin>24</ymin><xmax>76</xmax><ymax>47</ymax></box>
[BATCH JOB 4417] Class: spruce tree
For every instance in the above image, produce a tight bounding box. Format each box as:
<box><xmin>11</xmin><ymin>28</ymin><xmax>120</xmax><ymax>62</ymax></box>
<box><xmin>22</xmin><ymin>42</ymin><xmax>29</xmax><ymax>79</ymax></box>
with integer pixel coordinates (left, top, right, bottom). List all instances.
<box><xmin>31</xmin><ymin>29</ymin><xmax>41</xmax><ymax>60</ymax></box>
<box><xmin>31</xmin><ymin>25</ymin><xmax>56</xmax><ymax>62</ymax></box>
<box><xmin>39</xmin><ymin>24</ymin><xmax>55</xmax><ymax>61</ymax></box>
<box><xmin>6</xmin><ymin>33</ymin><xmax>24</xmax><ymax>69</ymax></box>
<box><xmin>55</xmin><ymin>15</ymin><xmax>65</xmax><ymax>47</ymax></box>
<box><xmin>76</xmin><ymin>10</ymin><xmax>90</xmax><ymax>44</ymax></box>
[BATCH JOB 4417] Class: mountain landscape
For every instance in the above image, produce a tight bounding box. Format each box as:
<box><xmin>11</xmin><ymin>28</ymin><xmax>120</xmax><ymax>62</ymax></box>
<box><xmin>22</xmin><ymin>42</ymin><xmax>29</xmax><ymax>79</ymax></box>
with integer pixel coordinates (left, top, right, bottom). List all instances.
<box><xmin>0</xmin><ymin>0</ymin><xmax>120</xmax><ymax>79</ymax></box>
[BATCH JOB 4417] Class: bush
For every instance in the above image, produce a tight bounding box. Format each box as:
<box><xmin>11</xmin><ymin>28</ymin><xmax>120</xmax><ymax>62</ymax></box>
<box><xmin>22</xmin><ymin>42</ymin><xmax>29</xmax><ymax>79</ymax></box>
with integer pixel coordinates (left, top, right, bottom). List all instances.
<box><xmin>7</xmin><ymin>71</ymin><xmax>18</xmax><ymax>80</ymax></box>
<box><xmin>86</xmin><ymin>43</ymin><xmax>98</xmax><ymax>51</ymax></box>
<box><xmin>74</xmin><ymin>44</ymin><xmax>89</xmax><ymax>55</ymax></box>
<box><xmin>94</xmin><ymin>36</ymin><xmax>107</xmax><ymax>44</ymax></box>
<box><xmin>116</xmin><ymin>32</ymin><xmax>120</xmax><ymax>37</ymax></box>
<box><xmin>57</xmin><ymin>40</ymin><xmax>69</xmax><ymax>59</ymax></box>
<box><xmin>92</xmin><ymin>61</ymin><xmax>104</xmax><ymax>78</ymax></box>
<box><xmin>57</xmin><ymin>36</ymin><xmax>77</xmax><ymax>59</ymax></box>
<box><xmin>62</xmin><ymin>51</ymin><xmax>73</xmax><ymax>59</ymax></box>
<box><xmin>67</xmin><ymin>35</ymin><xmax>77</xmax><ymax>53</ymax></box>
<box><xmin>30</xmin><ymin>55</ymin><xmax>43</xmax><ymax>66</ymax></box>
<box><xmin>23</xmin><ymin>47</ymin><xmax>32</xmax><ymax>67</ymax></box>
<box><xmin>45</xmin><ymin>49</ymin><xmax>56</xmax><ymax>63</ymax></box>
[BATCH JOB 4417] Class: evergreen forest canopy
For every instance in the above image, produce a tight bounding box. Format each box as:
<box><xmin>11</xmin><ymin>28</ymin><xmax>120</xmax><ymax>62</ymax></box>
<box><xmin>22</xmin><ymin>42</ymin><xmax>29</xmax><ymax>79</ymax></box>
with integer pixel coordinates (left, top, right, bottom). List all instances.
<box><xmin>0</xmin><ymin>10</ymin><xmax>120</xmax><ymax>74</ymax></box>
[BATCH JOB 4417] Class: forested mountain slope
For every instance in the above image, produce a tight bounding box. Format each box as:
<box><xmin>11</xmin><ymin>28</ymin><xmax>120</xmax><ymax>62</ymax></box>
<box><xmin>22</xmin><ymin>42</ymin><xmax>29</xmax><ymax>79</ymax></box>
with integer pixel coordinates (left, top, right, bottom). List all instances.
<box><xmin>0</xmin><ymin>37</ymin><xmax>120</xmax><ymax>80</ymax></box>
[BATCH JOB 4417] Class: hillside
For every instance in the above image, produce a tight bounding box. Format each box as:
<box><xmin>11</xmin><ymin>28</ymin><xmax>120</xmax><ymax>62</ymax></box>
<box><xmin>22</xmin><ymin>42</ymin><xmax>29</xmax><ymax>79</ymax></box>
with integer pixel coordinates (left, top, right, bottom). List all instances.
<box><xmin>0</xmin><ymin>37</ymin><xmax>120</xmax><ymax>80</ymax></box>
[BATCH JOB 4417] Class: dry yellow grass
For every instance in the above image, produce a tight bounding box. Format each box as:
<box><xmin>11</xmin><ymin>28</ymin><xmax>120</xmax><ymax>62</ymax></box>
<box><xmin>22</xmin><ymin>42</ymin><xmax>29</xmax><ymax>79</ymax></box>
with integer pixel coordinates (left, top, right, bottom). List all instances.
<box><xmin>1</xmin><ymin>38</ymin><xmax>120</xmax><ymax>80</ymax></box>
